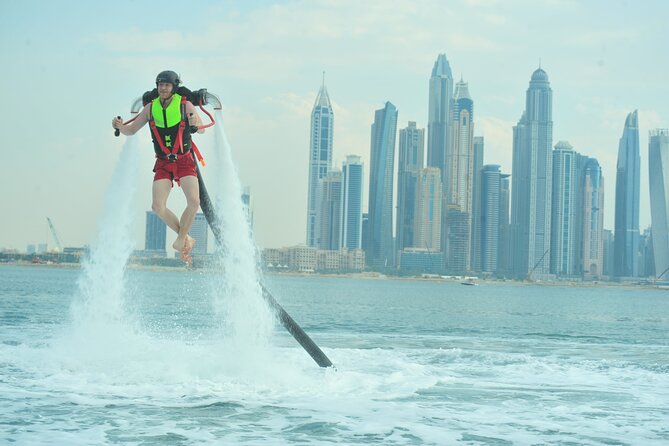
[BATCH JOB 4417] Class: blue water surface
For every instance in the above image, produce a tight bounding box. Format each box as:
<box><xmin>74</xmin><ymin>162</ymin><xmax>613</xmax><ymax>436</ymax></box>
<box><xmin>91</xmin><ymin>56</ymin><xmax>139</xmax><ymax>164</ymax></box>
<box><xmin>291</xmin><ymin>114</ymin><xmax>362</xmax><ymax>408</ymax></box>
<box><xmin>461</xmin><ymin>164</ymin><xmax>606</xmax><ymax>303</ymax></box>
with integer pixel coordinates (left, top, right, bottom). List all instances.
<box><xmin>1</xmin><ymin>265</ymin><xmax>668</xmax><ymax>445</ymax></box>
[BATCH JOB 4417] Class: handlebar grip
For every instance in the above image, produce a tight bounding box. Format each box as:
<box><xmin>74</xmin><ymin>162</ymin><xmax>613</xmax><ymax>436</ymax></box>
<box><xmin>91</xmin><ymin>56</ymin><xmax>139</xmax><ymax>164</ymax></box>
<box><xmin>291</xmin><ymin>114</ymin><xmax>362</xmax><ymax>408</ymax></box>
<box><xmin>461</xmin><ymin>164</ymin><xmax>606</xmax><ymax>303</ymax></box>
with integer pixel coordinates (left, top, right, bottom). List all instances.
<box><xmin>114</xmin><ymin>116</ymin><xmax>121</xmax><ymax>137</ymax></box>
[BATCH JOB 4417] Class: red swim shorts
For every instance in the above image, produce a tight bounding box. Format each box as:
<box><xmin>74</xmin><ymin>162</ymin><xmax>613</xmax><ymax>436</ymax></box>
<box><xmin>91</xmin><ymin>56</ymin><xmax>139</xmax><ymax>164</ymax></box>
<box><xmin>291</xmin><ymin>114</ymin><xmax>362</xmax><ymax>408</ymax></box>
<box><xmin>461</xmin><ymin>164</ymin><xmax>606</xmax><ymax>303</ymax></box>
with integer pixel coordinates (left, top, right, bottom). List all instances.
<box><xmin>153</xmin><ymin>152</ymin><xmax>197</xmax><ymax>186</ymax></box>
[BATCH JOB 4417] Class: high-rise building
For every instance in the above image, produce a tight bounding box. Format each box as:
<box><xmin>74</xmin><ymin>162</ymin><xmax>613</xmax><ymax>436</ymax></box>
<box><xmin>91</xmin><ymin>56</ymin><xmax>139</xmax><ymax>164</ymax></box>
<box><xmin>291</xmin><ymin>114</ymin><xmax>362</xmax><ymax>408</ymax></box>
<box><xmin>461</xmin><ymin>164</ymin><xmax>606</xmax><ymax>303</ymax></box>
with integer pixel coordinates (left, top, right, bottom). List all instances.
<box><xmin>470</xmin><ymin>136</ymin><xmax>485</xmax><ymax>271</ymax></box>
<box><xmin>614</xmin><ymin>110</ymin><xmax>640</xmax><ymax>278</ymax></box>
<box><xmin>445</xmin><ymin>80</ymin><xmax>475</xmax><ymax>272</ymax></box>
<box><xmin>582</xmin><ymin>158</ymin><xmax>605</xmax><ymax>279</ymax></box>
<box><xmin>511</xmin><ymin>68</ymin><xmax>553</xmax><ymax>279</ymax></box>
<box><xmin>396</xmin><ymin>122</ymin><xmax>425</xmax><ymax>252</ymax></box>
<box><xmin>413</xmin><ymin>167</ymin><xmax>442</xmax><ymax>252</ymax></box>
<box><xmin>427</xmin><ymin>53</ymin><xmax>453</xmax><ymax>171</ymax></box>
<box><xmin>145</xmin><ymin>211</ymin><xmax>166</xmax><ymax>253</ymax></box>
<box><xmin>306</xmin><ymin>77</ymin><xmax>334</xmax><ymax>247</ymax></box>
<box><xmin>317</xmin><ymin>170</ymin><xmax>343</xmax><ymax>251</ymax></box>
<box><xmin>367</xmin><ymin>102</ymin><xmax>398</xmax><ymax>268</ymax></box>
<box><xmin>551</xmin><ymin>141</ymin><xmax>582</xmax><ymax>276</ymax></box>
<box><xmin>480</xmin><ymin>165</ymin><xmax>508</xmax><ymax>274</ymax></box>
<box><xmin>189</xmin><ymin>213</ymin><xmax>208</xmax><ymax>255</ymax></box>
<box><xmin>341</xmin><ymin>155</ymin><xmax>364</xmax><ymax>250</ymax></box>
<box><xmin>649</xmin><ymin>129</ymin><xmax>669</xmax><ymax>280</ymax></box>
<box><xmin>498</xmin><ymin>175</ymin><xmax>512</xmax><ymax>276</ymax></box>
<box><xmin>602</xmin><ymin>229</ymin><xmax>615</xmax><ymax>278</ymax></box>
<box><xmin>640</xmin><ymin>227</ymin><xmax>655</xmax><ymax>278</ymax></box>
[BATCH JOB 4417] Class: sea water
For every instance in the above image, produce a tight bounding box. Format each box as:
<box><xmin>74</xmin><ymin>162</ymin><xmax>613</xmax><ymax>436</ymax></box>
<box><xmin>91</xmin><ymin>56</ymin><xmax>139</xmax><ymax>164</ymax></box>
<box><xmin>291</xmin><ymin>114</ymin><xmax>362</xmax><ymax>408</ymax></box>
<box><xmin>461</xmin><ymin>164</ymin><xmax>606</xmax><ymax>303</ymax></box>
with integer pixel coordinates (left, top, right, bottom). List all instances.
<box><xmin>2</xmin><ymin>122</ymin><xmax>668</xmax><ymax>445</ymax></box>
<box><xmin>1</xmin><ymin>266</ymin><xmax>668</xmax><ymax>445</ymax></box>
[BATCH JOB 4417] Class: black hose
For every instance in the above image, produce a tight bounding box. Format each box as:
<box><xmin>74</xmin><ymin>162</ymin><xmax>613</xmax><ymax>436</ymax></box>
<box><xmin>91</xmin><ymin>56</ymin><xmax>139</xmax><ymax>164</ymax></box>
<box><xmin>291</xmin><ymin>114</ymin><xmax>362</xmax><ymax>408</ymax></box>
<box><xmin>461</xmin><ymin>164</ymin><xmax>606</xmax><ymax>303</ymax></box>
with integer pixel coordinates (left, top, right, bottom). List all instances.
<box><xmin>195</xmin><ymin>163</ymin><xmax>334</xmax><ymax>368</ymax></box>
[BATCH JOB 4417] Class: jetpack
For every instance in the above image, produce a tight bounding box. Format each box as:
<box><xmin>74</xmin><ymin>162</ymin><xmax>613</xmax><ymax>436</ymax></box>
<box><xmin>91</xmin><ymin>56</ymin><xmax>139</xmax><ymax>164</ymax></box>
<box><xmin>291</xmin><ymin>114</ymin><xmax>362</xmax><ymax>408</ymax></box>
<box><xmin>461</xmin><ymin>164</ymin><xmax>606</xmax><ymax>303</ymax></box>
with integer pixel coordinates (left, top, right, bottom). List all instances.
<box><xmin>115</xmin><ymin>86</ymin><xmax>334</xmax><ymax>369</ymax></box>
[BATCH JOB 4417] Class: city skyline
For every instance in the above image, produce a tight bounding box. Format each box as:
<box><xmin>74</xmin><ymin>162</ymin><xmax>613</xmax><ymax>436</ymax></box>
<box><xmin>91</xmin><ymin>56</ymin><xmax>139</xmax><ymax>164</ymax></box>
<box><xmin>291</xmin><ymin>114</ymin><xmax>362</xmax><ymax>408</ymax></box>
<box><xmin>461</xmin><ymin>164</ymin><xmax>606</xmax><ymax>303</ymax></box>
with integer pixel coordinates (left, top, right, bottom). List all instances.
<box><xmin>2</xmin><ymin>1</ymin><xmax>667</xmax><ymax>252</ymax></box>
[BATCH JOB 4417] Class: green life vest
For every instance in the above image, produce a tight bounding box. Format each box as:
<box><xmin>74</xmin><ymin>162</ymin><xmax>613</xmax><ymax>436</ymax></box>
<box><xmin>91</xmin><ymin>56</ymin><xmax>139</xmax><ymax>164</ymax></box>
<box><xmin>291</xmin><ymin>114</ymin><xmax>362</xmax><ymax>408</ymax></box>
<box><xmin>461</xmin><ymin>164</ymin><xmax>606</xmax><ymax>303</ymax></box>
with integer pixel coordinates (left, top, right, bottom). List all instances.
<box><xmin>149</xmin><ymin>94</ymin><xmax>192</xmax><ymax>157</ymax></box>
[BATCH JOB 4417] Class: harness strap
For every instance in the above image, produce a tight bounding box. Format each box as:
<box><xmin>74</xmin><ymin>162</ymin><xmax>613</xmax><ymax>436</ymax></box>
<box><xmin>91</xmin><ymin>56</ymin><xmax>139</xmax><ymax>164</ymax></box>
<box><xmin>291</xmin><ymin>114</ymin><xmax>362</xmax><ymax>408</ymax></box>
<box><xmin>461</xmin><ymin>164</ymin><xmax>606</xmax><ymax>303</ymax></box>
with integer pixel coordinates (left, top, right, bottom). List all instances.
<box><xmin>192</xmin><ymin>141</ymin><xmax>206</xmax><ymax>167</ymax></box>
<box><xmin>149</xmin><ymin>95</ymin><xmax>188</xmax><ymax>159</ymax></box>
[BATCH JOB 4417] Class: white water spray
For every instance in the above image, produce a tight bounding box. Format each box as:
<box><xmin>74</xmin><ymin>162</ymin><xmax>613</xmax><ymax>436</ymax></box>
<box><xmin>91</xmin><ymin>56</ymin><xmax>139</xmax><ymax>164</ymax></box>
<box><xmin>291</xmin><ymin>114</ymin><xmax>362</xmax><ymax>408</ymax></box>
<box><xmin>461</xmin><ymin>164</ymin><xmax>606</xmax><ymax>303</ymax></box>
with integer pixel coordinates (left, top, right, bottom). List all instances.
<box><xmin>208</xmin><ymin>111</ymin><xmax>275</xmax><ymax>354</ymax></box>
<box><xmin>68</xmin><ymin>137</ymin><xmax>141</xmax><ymax>351</ymax></box>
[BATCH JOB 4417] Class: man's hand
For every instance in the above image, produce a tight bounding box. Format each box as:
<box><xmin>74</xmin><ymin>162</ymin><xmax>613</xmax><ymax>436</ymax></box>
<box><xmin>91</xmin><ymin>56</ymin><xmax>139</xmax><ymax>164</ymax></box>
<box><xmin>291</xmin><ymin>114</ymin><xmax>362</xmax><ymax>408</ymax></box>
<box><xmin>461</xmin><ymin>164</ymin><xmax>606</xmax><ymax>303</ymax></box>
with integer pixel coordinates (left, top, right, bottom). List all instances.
<box><xmin>112</xmin><ymin>116</ymin><xmax>124</xmax><ymax>129</ymax></box>
<box><xmin>188</xmin><ymin>112</ymin><xmax>202</xmax><ymax>134</ymax></box>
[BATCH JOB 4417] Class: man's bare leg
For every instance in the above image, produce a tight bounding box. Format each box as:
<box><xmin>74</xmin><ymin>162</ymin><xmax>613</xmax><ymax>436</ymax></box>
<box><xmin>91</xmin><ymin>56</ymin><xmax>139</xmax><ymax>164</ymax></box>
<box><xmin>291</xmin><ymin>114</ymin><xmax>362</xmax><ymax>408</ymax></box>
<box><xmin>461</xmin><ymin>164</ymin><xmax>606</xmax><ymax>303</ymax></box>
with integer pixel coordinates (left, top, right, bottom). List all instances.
<box><xmin>152</xmin><ymin>179</ymin><xmax>181</xmax><ymax>233</ymax></box>
<box><xmin>173</xmin><ymin>175</ymin><xmax>200</xmax><ymax>255</ymax></box>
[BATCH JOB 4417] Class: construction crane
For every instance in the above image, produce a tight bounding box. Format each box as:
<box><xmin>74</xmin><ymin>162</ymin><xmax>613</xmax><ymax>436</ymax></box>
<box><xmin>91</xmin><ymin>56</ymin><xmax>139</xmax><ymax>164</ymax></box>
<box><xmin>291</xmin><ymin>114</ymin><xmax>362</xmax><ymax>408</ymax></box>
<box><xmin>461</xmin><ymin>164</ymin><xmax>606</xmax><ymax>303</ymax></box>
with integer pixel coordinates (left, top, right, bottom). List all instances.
<box><xmin>46</xmin><ymin>217</ymin><xmax>63</xmax><ymax>253</ymax></box>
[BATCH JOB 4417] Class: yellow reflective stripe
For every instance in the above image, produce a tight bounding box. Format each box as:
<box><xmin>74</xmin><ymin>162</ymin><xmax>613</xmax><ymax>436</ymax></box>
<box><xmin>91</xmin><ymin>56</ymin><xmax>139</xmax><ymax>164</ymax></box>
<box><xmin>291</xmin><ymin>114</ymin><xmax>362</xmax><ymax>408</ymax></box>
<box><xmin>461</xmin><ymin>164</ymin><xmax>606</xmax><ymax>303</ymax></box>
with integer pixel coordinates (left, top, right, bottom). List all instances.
<box><xmin>151</xmin><ymin>94</ymin><xmax>183</xmax><ymax>128</ymax></box>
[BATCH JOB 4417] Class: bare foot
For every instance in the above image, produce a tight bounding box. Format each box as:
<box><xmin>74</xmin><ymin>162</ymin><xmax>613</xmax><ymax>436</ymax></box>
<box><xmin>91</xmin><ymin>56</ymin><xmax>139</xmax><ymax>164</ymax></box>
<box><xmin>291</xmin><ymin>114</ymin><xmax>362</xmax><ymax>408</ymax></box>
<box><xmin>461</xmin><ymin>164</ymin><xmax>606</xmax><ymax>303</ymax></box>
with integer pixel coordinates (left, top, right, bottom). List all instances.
<box><xmin>179</xmin><ymin>236</ymin><xmax>196</xmax><ymax>264</ymax></box>
<box><xmin>183</xmin><ymin>235</ymin><xmax>196</xmax><ymax>256</ymax></box>
<box><xmin>172</xmin><ymin>237</ymin><xmax>185</xmax><ymax>252</ymax></box>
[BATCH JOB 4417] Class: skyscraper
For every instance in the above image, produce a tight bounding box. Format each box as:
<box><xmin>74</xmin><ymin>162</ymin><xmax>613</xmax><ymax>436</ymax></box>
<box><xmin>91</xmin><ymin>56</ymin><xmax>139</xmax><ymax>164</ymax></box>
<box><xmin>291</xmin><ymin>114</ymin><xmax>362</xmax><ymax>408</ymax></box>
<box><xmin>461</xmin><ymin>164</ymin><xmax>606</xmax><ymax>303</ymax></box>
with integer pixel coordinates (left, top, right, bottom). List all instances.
<box><xmin>498</xmin><ymin>175</ymin><xmax>512</xmax><ymax>275</ymax></box>
<box><xmin>306</xmin><ymin>77</ymin><xmax>334</xmax><ymax>247</ymax></box>
<box><xmin>396</xmin><ymin>121</ymin><xmax>425</xmax><ymax>252</ymax></box>
<box><xmin>480</xmin><ymin>165</ymin><xmax>508</xmax><ymax>274</ymax></box>
<box><xmin>189</xmin><ymin>213</ymin><xmax>208</xmax><ymax>255</ymax></box>
<box><xmin>445</xmin><ymin>80</ymin><xmax>474</xmax><ymax>272</ymax></box>
<box><xmin>614</xmin><ymin>110</ymin><xmax>640</xmax><ymax>278</ymax></box>
<box><xmin>511</xmin><ymin>68</ymin><xmax>553</xmax><ymax>279</ymax></box>
<box><xmin>582</xmin><ymin>158</ymin><xmax>605</xmax><ymax>279</ymax></box>
<box><xmin>145</xmin><ymin>211</ymin><xmax>166</xmax><ymax>253</ymax></box>
<box><xmin>317</xmin><ymin>170</ymin><xmax>342</xmax><ymax>251</ymax></box>
<box><xmin>470</xmin><ymin>136</ymin><xmax>485</xmax><ymax>271</ymax></box>
<box><xmin>367</xmin><ymin>102</ymin><xmax>398</xmax><ymax>268</ymax></box>
<box><xmin>427</xmin><ymin>54</ymin><xmax>453</xmax><ymax>171</ymax></box>
<box><xmin>551</xmin><ymin>141</ymin><xmax>581</xmax><ymax>276</ymax></box>
<box><xmin>649</xmin><ymin>129</ymin><xmax>669</xmax><ymax>280</ymax></box>
<box><xmin>602</xmin><ymin>229</ymin><xmax>615</xmax><ymax>278</ymax></box>
<box><xmin>413</xmin><ymin>167</ymin><xmax>442</xmax><ymax>251</ymax></box>
<box><xmin>341</xmin><ymin>155</ymin><xmax>364</xmax><ymax>250</ymax></box>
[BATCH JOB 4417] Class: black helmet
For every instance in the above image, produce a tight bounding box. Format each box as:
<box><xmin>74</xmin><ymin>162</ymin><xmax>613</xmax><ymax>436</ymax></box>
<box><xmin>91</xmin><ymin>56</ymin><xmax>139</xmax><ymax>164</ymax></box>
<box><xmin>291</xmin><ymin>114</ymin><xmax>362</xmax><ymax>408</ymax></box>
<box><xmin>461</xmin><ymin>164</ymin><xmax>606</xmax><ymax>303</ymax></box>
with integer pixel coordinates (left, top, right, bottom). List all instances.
<box><xmin>155</xmin><ymin>70</ymin><xmax>181</xmax><ymax>89</ymax></box>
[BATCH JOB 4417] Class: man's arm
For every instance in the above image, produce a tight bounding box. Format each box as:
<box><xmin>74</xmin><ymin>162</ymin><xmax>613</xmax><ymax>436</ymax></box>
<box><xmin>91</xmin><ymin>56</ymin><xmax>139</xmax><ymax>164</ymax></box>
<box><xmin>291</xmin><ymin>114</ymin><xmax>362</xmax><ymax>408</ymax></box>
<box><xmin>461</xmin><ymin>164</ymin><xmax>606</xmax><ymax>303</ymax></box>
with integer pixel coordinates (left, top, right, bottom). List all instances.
<box><xmin>185</xmin><ymin>102</ymin><xmax>205</xmax><ymax>134</ymax></box>
<box><xmin>112</xmin><ymin>104</ymin><xmax>150</xmax><ymax>135</ymax></box>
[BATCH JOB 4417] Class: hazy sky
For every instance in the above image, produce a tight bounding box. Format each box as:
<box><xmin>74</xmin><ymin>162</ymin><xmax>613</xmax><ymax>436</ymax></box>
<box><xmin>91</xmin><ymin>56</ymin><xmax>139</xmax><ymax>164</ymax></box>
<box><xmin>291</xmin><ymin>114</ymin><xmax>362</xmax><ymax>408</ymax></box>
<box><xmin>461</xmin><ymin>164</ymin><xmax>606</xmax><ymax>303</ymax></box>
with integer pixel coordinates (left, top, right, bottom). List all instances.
<box><xmin>2</xmin><ymin>0</ymin><xmax>667</xmax><ymax>251</ymax></box>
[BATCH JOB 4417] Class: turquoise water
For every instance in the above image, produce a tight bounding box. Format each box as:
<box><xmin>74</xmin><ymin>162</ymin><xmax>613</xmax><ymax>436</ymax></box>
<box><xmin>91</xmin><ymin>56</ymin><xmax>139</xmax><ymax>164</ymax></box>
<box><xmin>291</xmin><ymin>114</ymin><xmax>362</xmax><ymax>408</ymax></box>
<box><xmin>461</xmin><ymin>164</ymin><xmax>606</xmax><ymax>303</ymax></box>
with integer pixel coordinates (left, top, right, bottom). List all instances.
<box><xmin>1</xmin><ymin>265</ymin><xmax>668</xmax><ymax>445</ymax></box>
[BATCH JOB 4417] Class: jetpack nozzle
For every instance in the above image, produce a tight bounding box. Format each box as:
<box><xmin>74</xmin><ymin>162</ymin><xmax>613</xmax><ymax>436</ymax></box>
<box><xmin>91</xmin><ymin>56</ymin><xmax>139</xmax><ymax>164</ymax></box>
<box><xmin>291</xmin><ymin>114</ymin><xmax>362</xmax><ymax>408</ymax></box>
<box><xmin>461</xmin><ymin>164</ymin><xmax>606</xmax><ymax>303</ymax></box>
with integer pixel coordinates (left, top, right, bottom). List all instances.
<box><xmin>130</xmin><ymin>97</ymin><xmax>144</xmax><ymax>114</ymax></box>
<box><xmin>203</xmin><ymin>91</ymin><xmax>222</xmax><ymax>110</ymax></box>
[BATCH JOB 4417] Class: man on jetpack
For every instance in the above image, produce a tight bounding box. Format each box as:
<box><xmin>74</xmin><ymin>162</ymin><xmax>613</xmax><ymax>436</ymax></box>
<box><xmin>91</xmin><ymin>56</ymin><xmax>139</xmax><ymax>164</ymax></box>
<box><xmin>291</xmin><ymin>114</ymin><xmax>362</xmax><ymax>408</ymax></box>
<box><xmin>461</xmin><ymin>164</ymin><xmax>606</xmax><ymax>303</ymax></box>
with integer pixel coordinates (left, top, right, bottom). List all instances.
<box><xmin>112</xmin><ymin>70</ymin><xmax>204</xmax><ymax>263</ymax></box>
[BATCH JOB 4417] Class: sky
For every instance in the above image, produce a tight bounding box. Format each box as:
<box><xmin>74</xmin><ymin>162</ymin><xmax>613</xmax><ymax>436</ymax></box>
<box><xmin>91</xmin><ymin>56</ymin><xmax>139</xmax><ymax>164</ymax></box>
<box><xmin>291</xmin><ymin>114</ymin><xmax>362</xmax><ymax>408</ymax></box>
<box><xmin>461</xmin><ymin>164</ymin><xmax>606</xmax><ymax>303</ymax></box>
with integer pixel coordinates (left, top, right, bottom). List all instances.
<box><xmin>2</xmin><ymin>0</ymin><xmax>668</xmax><ymax>252</ymax></box>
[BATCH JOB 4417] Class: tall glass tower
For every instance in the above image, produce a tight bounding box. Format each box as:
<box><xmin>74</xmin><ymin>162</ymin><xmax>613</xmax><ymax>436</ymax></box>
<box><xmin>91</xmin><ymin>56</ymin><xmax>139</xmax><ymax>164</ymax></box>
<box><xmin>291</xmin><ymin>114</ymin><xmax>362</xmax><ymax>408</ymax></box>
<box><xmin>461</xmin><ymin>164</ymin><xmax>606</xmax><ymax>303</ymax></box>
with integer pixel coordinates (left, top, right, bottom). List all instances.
<box><xmin>613</xmin><ymin>110</ymin><xmax>640</xmax><ymax>278</ymax></box>
<box><xmin>367</xmin><ymin>102</ymin><xmax>398</xmax><ymax>268</ymax></box>
<box><xmin>470</xmin><ymin>136</ymin><xmax>485</xmax><ymax>271</ymax></box>
<box><xmin>188</xmin><ymin>213</ymin><xmax>208</xmax><ymax>255</ymax></box>
<box><xmin>317</xmin><ymin>171</ymin><xmax>342</xmax><ymax>251</ymax></box>
<box><xmin>582</xmin><ymin>158</ymin><xmax>605</xmax><ymax>279</ymax></box>
<box><xmin>511</xmin><ymin>68</ymin><xmax>553</xmax><ymax>279</ymax></box>
<box><xmin>145</xmin><ymin>211</ymin><xmax>166</xmax><ymax>253</ymax></box>
<box><xmin>427</xmin><ymin>54</ymin><xmax>453</xmax><ymax>171</ymax></box>
<box><xmin>649</xmin><ymin>129</ymin><xmax>669</xmax><ymax>280</ymax></box>
<box><xmin>498</xmin><ymin>175</ymin><xmax>512</xmax><ymax>275</ymax></box>
<box><xmin>414</xmin><ymin>167</ymin><xmax>442</xmax><ymax>251</ymax></box>
<box><xmin>480</xmin><ymin>165</ymin><xmax>505</xmax><ymax>274</ymax></box>
<box><xmin>445</xmin><ymin>80</ymin><xmax>474</xmax><ymax>272</ymax></box>
<box><xmin>341</xmin><ymin>155</ymin><xmax>364</xmax><ymax>250</ymax></box>
<box><xmin>397</xmin><ymin>121</ymin><xmax>425</xmax><ymax>252</ymax></box>
<box><xmin>306</xmin><ymin>77</ymin><xmax>333</xmax><ymax>247</ymax></box>
<box><xmin>550</xmin><ymin>141</ymin><xmax>582</xmax><ymax>276</ymax></box>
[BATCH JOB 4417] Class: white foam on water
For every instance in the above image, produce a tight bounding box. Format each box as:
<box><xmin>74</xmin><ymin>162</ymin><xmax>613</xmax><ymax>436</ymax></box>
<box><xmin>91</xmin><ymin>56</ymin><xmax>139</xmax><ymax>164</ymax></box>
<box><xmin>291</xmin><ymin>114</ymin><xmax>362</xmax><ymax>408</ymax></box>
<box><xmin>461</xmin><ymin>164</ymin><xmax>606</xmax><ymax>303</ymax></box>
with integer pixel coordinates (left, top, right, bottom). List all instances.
<box><xmin>204</xmin><ymin>111</ymin><xmax>276</xmax><ymax>364</ymax></box>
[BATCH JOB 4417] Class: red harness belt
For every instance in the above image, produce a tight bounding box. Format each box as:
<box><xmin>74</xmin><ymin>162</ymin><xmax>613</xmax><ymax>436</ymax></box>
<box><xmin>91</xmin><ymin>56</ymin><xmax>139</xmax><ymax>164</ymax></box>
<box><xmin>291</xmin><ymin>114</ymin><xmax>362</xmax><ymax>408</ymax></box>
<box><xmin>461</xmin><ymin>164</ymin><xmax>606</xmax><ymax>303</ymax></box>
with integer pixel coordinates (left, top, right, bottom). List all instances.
<box><xmin>149</xmin><ymin>95</ymin><xmax>188</xmax><ymax>161</ymax></box>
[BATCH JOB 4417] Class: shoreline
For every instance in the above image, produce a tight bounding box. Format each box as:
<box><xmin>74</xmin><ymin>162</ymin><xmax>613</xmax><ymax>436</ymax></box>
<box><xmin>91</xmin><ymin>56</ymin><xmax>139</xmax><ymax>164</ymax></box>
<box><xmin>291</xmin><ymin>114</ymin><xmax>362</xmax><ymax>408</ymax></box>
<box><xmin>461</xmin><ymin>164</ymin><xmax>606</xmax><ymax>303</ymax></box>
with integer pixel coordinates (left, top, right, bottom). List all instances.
<box><xmin>1</xmin><ymin>261</ymin><xmax>664</xmax><ymax>290</ymax></box>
